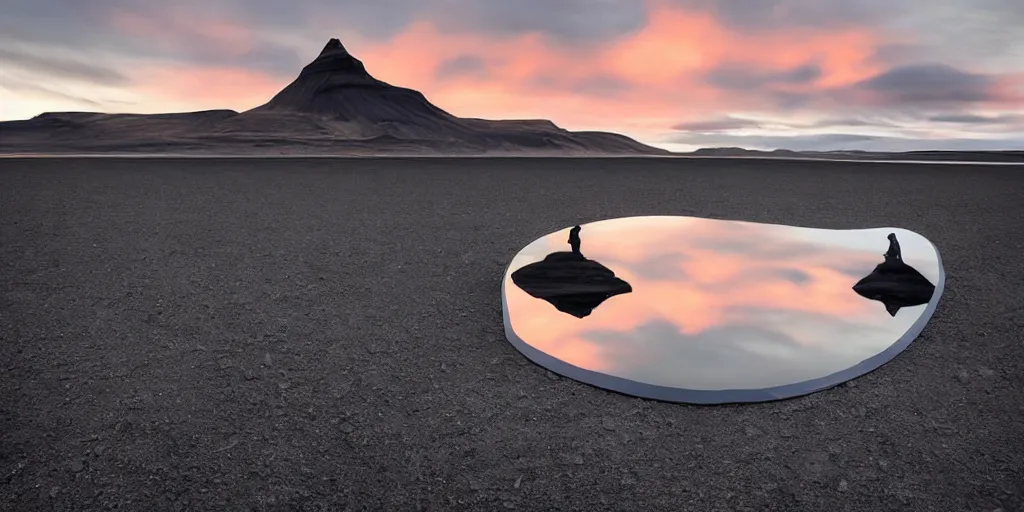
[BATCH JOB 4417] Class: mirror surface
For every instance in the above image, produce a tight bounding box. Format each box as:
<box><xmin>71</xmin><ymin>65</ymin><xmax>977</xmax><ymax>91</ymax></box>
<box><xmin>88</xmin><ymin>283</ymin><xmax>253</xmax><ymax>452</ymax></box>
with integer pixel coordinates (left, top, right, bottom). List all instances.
<box><xmin>502</xmin><ymin>216</ymin><xmax>944</xmax><ymax>403</ymax></box>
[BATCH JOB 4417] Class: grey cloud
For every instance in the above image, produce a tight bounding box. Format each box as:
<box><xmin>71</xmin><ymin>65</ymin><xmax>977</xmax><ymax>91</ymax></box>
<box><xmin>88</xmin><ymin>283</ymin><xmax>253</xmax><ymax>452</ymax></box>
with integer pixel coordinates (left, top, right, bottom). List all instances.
<box><xmin>190</xmin><ymin>43</ymin><xmax>305</xmax><ymax>78</ymax></box>
<box><xmin>434</xmin><ymin>55</ymin><xmax>488</xmax><ymax>80</ymax></box>
<box><xmin>668</xmin><ymin>0</ymin><xmax>892</xmax><ymax>30</ymax></box>
<box><xmin>746</xmin><ymin>63</ymin><xmax>1011</xmax><ymax>114</ymax></box>
<box><xmin>929</xmin><ymin>113</ymin><xmax>1024</xmax><ymax>125</ymax></box>
<box><xmin>771</xmin><ymin>268</ymin><xmax>812</xmax><ymax>285</ymax></box>
<box><xmin>853</xmin><ymin>64</ymin><xmax>995</xmax><ymax>104</ymax></box>
<box><xmin>672</xmin><ymin>117</ymin><xmax>762</xmax><ymax>131</ymax></box>
<box><xmin>0</xmin><ymin>6</ymin><xmax>304</xmax><ymax>79</ymax></box>
<box><xmin>745</xmin><ymin>117</ymin><xmax>902</xmax><ymax>130</ymax></box>
<box><xmin>869</xmin><ymin>44</ymin><xmax>930</xmax><ymax>67</ymax></box>
<box><xmin>809</xmin><ymin>117</ymin><xmax>899</xmax><ymax>128</ymax></box>
<box><xmin>0</xmin><ymin>78</ymin><xmax>103</xmax><ymax>106</ymax></box>
<box><xmin>430</xmin><ymin>0</ymin><xmax>648</xmax><ymax>44</ymax></box>
<box><xmin>0</xmin><ymin>47</ymin><xmax>129</xmax><ymax>85</ymax></box>
<box><xmin>705</xmin><ymin>63</ymin><xmax>821</xmax><ymax>91</ymax></box>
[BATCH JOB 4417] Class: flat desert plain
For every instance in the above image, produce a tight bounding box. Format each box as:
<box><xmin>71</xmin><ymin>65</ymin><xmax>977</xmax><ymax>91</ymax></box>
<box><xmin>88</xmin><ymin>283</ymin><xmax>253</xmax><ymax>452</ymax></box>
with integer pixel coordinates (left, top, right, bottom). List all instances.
<box><xmin>1</xmin><ymin>157</ymin><xmax>1022</xmax><ymax>511</ymax></box>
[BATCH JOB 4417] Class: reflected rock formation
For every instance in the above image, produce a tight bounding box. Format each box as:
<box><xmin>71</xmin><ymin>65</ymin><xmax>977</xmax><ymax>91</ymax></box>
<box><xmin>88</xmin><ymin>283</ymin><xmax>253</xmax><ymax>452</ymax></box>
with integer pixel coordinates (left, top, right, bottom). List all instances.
<box><xmin>511</xmin><ymin>225</ymin><xmax>632</xmax><ymax>318</ymax></box>
<box><xmin>853</xmin><ymin>233</ymin><xmax>936</xmax><ymax>317</ymax></box>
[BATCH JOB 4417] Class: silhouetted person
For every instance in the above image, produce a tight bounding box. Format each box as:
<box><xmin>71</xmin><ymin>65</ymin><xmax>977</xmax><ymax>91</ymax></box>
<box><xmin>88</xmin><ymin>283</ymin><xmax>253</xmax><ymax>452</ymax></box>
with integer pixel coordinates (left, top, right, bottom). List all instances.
<box><xmin>512</xmin><ymin>225</ymin><xmax>631</xmax><ymax>318</ymax></box>
<box><xmin>884</xmin><ymin>233</ymin><xmax>902</xmax><ymax>261</ymax></box>
<box><xmin>568</xmin><ymin>225</ymin><xmax>582</xmax><ymax>255</ymax></box>
<box><xmin>853</xmin><ymin>233</ymin><xmax>935</xmax><ymax>317</ymax></box>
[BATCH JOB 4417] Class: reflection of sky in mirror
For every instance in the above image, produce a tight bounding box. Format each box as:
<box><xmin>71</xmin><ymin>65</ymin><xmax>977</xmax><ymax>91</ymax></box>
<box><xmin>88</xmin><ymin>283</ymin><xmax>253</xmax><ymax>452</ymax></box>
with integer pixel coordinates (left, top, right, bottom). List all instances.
<box><xmin>504</xmin><ymin>216</ymin><xmax>941</xmax><ymax>391</ymax></box>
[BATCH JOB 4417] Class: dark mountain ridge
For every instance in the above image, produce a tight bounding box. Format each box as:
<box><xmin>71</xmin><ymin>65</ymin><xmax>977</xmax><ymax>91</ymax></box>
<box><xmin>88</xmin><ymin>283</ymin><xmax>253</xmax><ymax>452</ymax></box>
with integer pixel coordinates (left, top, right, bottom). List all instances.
<box><xmin>0</xmin><ymin>38</ymin><xmax>668</xmax><ymax>156</ymax></box>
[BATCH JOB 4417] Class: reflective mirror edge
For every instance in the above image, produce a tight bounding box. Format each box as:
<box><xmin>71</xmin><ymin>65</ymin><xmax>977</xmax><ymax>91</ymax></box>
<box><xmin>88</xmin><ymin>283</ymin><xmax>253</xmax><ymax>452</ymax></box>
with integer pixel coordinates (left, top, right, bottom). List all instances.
<box><xmin>499</xmin><ymin>231</ymin><xmax>947</xmax><ymax>405</ymax></box>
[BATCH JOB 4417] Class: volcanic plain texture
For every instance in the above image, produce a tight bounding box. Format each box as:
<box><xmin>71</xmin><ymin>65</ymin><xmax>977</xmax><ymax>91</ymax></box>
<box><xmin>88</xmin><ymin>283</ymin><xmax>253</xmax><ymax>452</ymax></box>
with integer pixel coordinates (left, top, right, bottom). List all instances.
<box><xmin>1</xmin><ymin>157</ymin><xmax>1023</xmax><ymax>512</ymax></box>
<box><xmin>0</xmin><ymin>39</ymin><xmax>666</xmax><ymax>156</ymax></box>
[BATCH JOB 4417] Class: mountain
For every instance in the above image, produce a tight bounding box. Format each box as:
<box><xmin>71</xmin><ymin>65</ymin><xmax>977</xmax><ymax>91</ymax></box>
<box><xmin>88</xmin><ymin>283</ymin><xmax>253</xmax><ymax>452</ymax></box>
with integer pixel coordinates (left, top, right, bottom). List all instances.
<box><xmin>0</xmin><ymin>38</ymin><xmax>668</xmax><ymax>156</ymax></box>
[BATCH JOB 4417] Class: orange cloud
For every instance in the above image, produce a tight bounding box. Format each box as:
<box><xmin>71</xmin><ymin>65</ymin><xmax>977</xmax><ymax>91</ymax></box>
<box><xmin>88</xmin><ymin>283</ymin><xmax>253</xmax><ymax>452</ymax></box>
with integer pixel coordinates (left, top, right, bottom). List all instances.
<box><xmin>350</xmin><ymin>2</ymin><xmax>887</xmax><ymax>131</ymax></box>
<box><xmin>94</xmin><ymin>2</ymin><xmax>894</xmax><ymax>134</ymax></box>
<box><xmin>134</xmin><ymin>66</ymin><xmax>285</xmax><ymax>111</ymax></box>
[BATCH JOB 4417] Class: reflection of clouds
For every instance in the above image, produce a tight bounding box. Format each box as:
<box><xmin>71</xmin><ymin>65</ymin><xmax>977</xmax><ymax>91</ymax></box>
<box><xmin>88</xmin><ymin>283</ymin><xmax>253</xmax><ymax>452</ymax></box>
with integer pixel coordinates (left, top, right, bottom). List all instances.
<box><xmin>504</xmin><ymin>216</ymin><xmax>941</xmax><ymax>390</ymax></box>
<box><xmin>602</xmin><ymin>250</ymin><xmax>691</xmax><ymax>281</ymax></box>
<box><xmin>770</xmin><ymin>268</ymin><xmax>812</xmax><ymax>285</ymax></box>
<box><xmin>584</xmin><ymin>320</ymin><xmax>832</xmax><ymax>389</ymax></box>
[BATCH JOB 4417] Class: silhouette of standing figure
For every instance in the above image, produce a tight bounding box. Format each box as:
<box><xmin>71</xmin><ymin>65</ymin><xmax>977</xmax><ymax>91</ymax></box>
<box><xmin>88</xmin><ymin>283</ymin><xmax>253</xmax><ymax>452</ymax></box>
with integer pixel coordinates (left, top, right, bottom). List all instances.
<box><xmin>884</xmin><ymin>233</ymin><xmax>902</xmax><ymax>261</ymax></box>
<box><xmin>568</xmin><ymin>225</ymin><xmax>582</xmax><ymax>255</ymax></box>
<box><xmin>511</xmin><ymin>223</ymin><xmax>632</xmax><ymax>318</ymax></box>
<box><xmin>852</xmin><ymin>232</ymin><xmax>935</xmax><ymax>317</ymax></box>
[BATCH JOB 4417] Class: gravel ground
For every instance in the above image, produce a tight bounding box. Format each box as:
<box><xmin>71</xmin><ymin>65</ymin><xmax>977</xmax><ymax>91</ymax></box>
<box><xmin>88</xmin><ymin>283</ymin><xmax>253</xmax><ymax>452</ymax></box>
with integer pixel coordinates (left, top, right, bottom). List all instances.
<box><xmin>1</xmin><ymin>157</ymin><xmax>1022</xmax><ymax>512</ymax></box>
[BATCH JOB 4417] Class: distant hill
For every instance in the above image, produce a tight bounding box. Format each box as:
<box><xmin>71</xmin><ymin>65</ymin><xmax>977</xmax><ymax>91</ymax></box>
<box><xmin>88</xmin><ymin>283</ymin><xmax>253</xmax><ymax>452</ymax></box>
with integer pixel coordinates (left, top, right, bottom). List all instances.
<box><xmin>684</xmin><ymin>147</ymin><xmax>1024</xmax><ymax>163</ymax></box>
<box><xmin>0</xmin><ymin>39</ymin><xmax>668</xmax><ymax>156</ymax></box>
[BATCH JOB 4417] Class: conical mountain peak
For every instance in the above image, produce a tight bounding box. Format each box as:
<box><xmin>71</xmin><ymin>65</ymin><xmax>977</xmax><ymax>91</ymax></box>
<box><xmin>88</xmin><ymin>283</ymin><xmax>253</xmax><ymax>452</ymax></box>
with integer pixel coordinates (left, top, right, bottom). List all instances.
<box><xmin>296</xmin><ymin>37</ymin><xmax>372</xmax><ymax>79</ymax></box>
<box><xmin>319</xmin><ymin>38</ymin><xmax>349</xmax><ymax>57</ymax></box>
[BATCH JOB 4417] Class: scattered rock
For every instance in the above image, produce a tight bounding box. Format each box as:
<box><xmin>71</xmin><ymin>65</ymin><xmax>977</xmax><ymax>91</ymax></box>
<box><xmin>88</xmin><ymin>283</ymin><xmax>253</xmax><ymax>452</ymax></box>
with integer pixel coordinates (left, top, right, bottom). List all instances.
<box><xmin>838</xmin><ymin>480</ymin><xmax>849</xmax><ymax>492</ymax></box>
<box><xmin>514</xmin><ymin>476</ymin><xmax>522</xmax><ymax>489</ymax></box>
<box><xmin>545</xmin><ymin>371</ymin><xmax>559</xmax><ymax>381</ymax></box>
<box><xmin>602</xmin><ymin>418</ymin><xmax>616</xmax><ymax>431</ymax></box>
<box><xmin>69</xmin><ymin>460</ymin><xmax>84</xmax><ymax>473</ymax></box>
<box><xmin>278</xmin><ymin>382</ymin><xmax>290</xmax><ymax>390</ymax></box>
<box><xmin>93</xmin><ymin>445</ymin><xmax>108</xmax><ymax>456</ymax></box>
<box><xmin>213</xmin><ymin>437</ymin><xmax>239</xmax><ymax>453</ymax></box>
<box><xmin>339</xmin><ymin>422</ymin><xmax>356</xmax><ymax>434</ymax></box>
<box><xmin>955</xmin><ymin>370</ymin><xmax>971</xmax><ymax>383</ymax></box>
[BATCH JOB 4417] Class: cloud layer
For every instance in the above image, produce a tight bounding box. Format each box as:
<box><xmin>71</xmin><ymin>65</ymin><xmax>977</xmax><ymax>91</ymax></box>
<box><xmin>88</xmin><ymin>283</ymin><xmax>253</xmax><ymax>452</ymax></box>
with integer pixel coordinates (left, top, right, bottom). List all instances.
<box><xmin>2</xmin><ymin>0</ymin><xmax>1022</xmax><ymax>151</ymax></box>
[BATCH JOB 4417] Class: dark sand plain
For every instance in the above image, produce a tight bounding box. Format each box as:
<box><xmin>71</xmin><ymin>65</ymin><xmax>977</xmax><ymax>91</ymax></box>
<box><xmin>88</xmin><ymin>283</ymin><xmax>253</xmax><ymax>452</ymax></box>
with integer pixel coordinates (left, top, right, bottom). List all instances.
<box><xmin>1</xmin><ymin>157</ymin><xmax>1022</xmax><ymax>512</ymax></box>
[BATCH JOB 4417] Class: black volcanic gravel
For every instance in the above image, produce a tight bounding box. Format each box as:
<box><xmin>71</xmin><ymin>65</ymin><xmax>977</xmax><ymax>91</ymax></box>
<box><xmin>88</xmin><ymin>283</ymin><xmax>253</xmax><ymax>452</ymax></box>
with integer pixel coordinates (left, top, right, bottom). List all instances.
<box><xmin>1</xmin><ymin>157</ymin><xmax>1022</xmax><ymax>511</ymax></box>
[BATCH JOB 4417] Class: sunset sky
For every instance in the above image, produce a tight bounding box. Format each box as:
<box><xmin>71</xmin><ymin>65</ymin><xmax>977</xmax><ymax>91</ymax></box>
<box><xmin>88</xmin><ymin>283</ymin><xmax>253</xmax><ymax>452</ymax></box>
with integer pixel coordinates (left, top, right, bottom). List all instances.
<box><xmin>1</xmin><ymin>0</ymin><xmax>1022</xmax><ymax>152</ymax></box>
